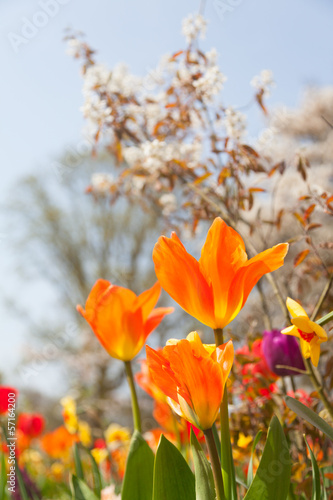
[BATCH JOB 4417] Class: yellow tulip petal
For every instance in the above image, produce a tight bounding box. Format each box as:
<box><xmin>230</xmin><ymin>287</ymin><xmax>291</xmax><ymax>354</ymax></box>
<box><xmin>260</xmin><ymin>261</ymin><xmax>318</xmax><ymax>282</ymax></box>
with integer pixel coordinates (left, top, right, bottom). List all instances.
<box><xmin>281</xmin><ymin>325</ymin><xmax>300</xmax><ymax>337</ymax></box>
<box><xmin>291</xmin><ymin>317</ymin><xmax>315</xmax><ymax>334</ymax></box>
<box><xmin>311</xmin><ymin>321</ymin><xmax>328</xmax><ymax>340</ymax></box>
<box><xmin>286</xmin><ymin>297</ymin><xmax>308</xmax><ymax>319</ymax></box>
<box><xmin>300</xmin><ymin>338</ymin><xmax>311</xmax><ymax>359</ymax></box>
<box><xmin>310</xmin><ymin>342</ymin><xmax>321</xmax><ymax>367</ymax></box>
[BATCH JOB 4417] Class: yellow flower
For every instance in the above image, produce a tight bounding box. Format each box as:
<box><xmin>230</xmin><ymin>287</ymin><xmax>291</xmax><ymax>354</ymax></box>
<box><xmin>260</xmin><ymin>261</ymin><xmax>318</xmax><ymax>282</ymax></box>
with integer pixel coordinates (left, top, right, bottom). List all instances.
<box><xmin>91</xmin><ymin>448</ymin><xmax>109</xmax><ymax>464</ymax></box>
<box><xmin>78</xmin><ymin>420</ymin><xmax>92</xmax><ymax>447</ymax></box>
<box><xmin>61</xmin><ymin>396</ymin><xmax>78</xmax><ymax>434</ymax></box>
<box><xmin>105</xmin><ymin>424</ymin><xmax>131</xmax><ymax>448</ymax></box>
<box><xmin>281</xmin><ymin>298</ymin><xmax>327</xmax><ymax>367</ymax></box>
<box><xmin>237</xmin><ymin>433</ymin><xmax>252</xmax><ymax>449</ymax></box>
<box><xmin>50</xmin><ymin>462</ymin><xmax>65</xmax><ymax>481</ymax></box>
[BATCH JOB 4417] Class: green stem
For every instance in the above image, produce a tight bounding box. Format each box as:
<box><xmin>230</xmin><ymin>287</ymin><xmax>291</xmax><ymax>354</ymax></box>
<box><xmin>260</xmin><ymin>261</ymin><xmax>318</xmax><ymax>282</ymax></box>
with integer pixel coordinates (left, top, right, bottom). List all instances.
<box><xmin>214</xmin><ymin>328</ymin><xmax>224</xmax><ymax>347</ymax></box>
<box><xmin>310</xmin><ymin>275</ymin><xmax>332</xmax><ymax>321</ymax></box>
<box><xmin>303</xmin><ymin>358</ymin><xmax>333</xmax><ymax>420</ymax></box>
<box><xmin>212</xmin><ymin>422</ymin><xmax>221</xmax><ymax>461</ymax></box>
<box><xmin>290</xmin><ymin>376</ymin><xmax>297</xmax><ymax>394</ymax></box>
<box><xmin>214</xmin><ymin>329</ymin><xmax>237</xmax><ymax>500</ymax></box>
<box><xmin>307</xmin><ymin>303</ymin><xmax>333</xmax><ymax>418</ymax></box>
<box><xmin>220</xmin><ymin>389</ymin><xmax>237</xmax><ymax>499</ymax></box>
<box><xmin>204</xmin><ymin>427</ymin><xmax>225</xmax><ymax>500</ymax></box>
<box><xmin>316</xmin><ymin>310</ymin><xmax>333</xmax><ymax>327</ymax></box>
<box><xmin>124</xmin><ymin>361</ymin><xmax>142</xmax><ymax>433</ymax></box>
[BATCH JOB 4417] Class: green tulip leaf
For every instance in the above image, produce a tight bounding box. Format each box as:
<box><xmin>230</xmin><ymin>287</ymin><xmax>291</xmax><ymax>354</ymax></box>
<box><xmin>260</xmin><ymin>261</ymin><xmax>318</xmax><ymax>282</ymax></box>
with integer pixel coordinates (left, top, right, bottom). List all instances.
<box><xmin>71</xmin><ymin>475</ymin><xmax>99</xmax><ymax>500</ymax></box>
<box><xmin>190</xmin><ymin>429</ymin><xmax>215</xmax><ymax>500</ymax></box>
<box><xmin>0</xmin><ymin>453</ymin><xmax>6</xmax><ymax>500</ymax></box>
<box><xmin>247</xmin><ymin>430</ymin><xmax>263</xmax><ymax>487</ymax></box>
<box><xmin>73</xmin><ymin>442</ymin><xmax>84</xmax><ymax>481</ymax></box>
<box><xmin>244</xmin><ymin>416</ymin><xmax>291</xmax><ymax>500</ymax></box>
<box><xmin>304</xmin><ymin>436</ymin><xmax>321</xmax><ymax>500</ymax></box>
<box><xmin>285</xmin><ymin>396</ymin><xmax>333</xmax><ymax>441</ymax></box>
<box><xmin>153</xmin><ymin>434</ymin><xmax>195</xmax><ymax>500</ymax></box>
<box><xmin>122</xmin><ymin>430</ymin><xmax>154</xmax><ymax>500</ymax></box>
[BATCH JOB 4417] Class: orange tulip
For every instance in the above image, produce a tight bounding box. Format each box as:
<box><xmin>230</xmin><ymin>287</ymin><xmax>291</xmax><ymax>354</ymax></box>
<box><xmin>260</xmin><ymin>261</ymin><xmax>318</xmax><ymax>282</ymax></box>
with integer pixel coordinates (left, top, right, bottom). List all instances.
<box><xmin>146</xmin><ymin>331</ymin><xmax>234</xmax><ymax>430</ymax></box>
<box><xmin>153</xmin><ymin>217</ymin><xmax>288</xmax><ymax>329</ymax></box>
<box><xmin>77</xmin><ymin>280</ymin><xmax>173</xmax><ymax>361</ymax></box>
<box><xmin>41</xmin><ymin>425</ymin><xmax>79</xmax><ymax>460</ymax></box>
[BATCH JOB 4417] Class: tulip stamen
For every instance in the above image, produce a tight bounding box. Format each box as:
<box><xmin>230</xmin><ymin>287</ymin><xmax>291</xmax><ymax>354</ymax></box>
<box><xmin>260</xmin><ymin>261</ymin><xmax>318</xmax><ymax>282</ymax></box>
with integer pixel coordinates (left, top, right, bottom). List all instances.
<box><xmin>297</xmin><ymin>329</ymin><xmax>315</xmax><ymax>343</ymax></box>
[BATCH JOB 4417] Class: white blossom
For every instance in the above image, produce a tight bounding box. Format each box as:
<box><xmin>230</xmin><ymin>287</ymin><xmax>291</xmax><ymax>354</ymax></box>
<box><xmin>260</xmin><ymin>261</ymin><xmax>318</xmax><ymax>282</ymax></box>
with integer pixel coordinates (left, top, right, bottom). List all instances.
<box><xmin>83</xmin><ymin>64</ymin><xmax>112</xmax><ymax>94</ymax></box>
<box><xmin>91</xmin><ymin>173</ymin><xmax>114</xmax><ymax>194</ymax></box>
<box><xmin>107</xmin><ymin>63</ymin><xmax>142</xmax><ymax>97</ymax></box>
<box><xmin>159</xmin><ymin>193</ymin><xmax>177</xmax><ymax>215</ymax></box>
<box><xmin>250</xmin><ymin>69</ymin><xmax>275</xmax><ymax>96</ymax></box>
<box><xmin>224</xmin><ymin>107</ymin><xmax>247</xmax><ymax>141</ymax></box>
<box><xmin>66</xmin><ymin>38</ymin><xmax>85</xmax><ymax>58</ymax></box>
<box><xmin>193</xmin><ymin>65</ymin><xmax>226</xmax><ymax>102</ymax></box>
<box><xmin>182</xmin><ymin>13</ymin><xmax>207</xmax><ymax>45</ymax></box>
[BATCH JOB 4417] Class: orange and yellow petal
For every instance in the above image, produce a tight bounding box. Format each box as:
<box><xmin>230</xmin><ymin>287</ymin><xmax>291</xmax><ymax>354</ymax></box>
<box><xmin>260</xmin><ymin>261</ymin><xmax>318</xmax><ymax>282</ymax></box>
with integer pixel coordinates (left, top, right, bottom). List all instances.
<box><xmin>164</xmin><ymin>339</ymin><xmax>226</xmax><ymax>430</ymax></box>
<box><xmin>199</xmin><ymin>219</ymin><xmax>247</xmax><ymax>323</ymax></box>
<box><xmin>146</xmin><ymin>345</ymin><xmax>179</xmax><ymax>403</ymax></box>
<box><xmin>216</xmin><ymin>340</ymin><xmax>234</xmax><ymax>379</ymax></box>
<box><xmin>144</xmin><ymin>307</ymin><xmax>174</xmax><ymax>337</ymax></box>
<box><xmin>153</xmin><ymin>233</ymin><xmax>215</xmax><ymax>328</ymax></box>
<box><xmin>136</xmin><ymin>282</ymin><xmax>162</xmax><ymax>323</ymax></box>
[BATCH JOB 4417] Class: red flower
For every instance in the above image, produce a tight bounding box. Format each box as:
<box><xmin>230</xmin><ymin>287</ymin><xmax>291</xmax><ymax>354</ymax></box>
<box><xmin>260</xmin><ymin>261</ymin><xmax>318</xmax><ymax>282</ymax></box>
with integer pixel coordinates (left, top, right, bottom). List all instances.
<box><xmin>0</xmin><ymin>387</ymin><xmax>17</xmax><ymax>415</ymax></box>
<box><xmin>17</xmin><ymin>413</ymin><xmax>45</xmax><ymax>438</ymax></box>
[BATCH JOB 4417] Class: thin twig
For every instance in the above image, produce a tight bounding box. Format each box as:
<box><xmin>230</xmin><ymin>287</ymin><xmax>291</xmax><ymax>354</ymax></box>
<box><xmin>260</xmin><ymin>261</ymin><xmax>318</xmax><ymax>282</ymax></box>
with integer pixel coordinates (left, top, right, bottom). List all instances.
<box><xmin>310</xmin><ymin>275</ymin><xmax>333</xmax><ymax>321</ymax></box>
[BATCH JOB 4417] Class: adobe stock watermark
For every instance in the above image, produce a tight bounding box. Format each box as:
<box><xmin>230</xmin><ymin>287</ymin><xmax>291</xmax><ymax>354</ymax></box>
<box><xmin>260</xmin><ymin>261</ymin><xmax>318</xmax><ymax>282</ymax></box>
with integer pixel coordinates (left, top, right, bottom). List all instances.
<box><xmin>52</xmin><ymin>137</ymin><xmax>94</xmax><ymax>181</ymax></box>
<box><xmin>19</xmin><ymin>322</ymin><xmax>78</xmax><ymax>383</ymax></box>
<box><xmin>213</xmin><ymin>0</ymin><xmax>244</xmax><ymax>22</ymax></box>
<box><xmin>8</xmin><ymin>0</ymin><xmax>71</xmax><ymax>54</ymax></box>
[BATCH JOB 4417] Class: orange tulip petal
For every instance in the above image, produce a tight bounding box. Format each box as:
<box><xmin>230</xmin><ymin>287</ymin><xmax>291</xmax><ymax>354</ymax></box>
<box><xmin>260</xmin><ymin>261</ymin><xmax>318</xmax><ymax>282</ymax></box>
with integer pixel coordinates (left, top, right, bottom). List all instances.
<box><xmin>144</xmin><ymin>307</ymin><xmax>174</xmax><ymax>337</ymax></box>
<box><xmin>93</xmin><ymin>286</ymin><xmax>143</xmax><ymax>360</ymax></box>
<box><xmin>223</xmin><ymin>243</ymin><xmax>288</xmax><ymax>327</ymax></box>
<box><xmin>199</xmin><ymin>219</ymin><xmax>247</xmax><ymax>322</ymax></box>
<box><xmin>167</xmin><ymin>340</ymin><xmax>224</xmax><ymax>430</ymax></box>
<box><xmin>153</xmin><ymin>233</ymin><xmax>215</xmax><ymax>327</ymax></box>
<box><xmin>146</xmin><ymin>345</ymin><xmax>179</xmax><ymax>403</ymax></box>
<box><xmin>78</xmin><ymin>279</ymin><xmax>111</xmax><ymax>323</ymax></box>
<box><xmin>216</xmin><ymin>340</ymin><xmax>234</xmax><ymax>380</ymax></box>
<box><xmin>241</xmin><ymin>243</ymin><xmax>289</xmax><ymax>303</ymax></box>
<box><xmin>136</xmin><ymin>282</ymin><xmax>162</xmax><ymax>322</ymax></box>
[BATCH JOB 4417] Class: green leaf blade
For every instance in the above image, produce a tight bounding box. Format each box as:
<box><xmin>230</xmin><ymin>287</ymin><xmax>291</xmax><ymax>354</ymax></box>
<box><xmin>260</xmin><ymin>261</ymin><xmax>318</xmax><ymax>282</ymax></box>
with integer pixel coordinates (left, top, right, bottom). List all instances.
<box><xmin>285</xmin><ymin>396</ymin><xmax>333</xmax><ymax>441</ymax></box>
<box><xmin>71</xmin><ymin>475</ymin><xmax>99</xmax><ymax>500</ymax></box>
<box><xmin>244</xmin><ymin>416</ymin><xmax>291</xmax><ymax>500</ymax></box>
<box><xmin>121</xmin><ymin>430</ymin><xmax>154</xmax><ymax>500</ymax></box>
<box><xmin>304</xmin><ymin>436</ymin><xmax>321</xmax><ymax>500</ymax></box>
<box><xmin>247</xmin><ymin>430</ymin><xmax>263</xmax><ymax>488</ymax></box>
<box><xmin>190</xmin><ymin>429</ymin><xmax>215</xmax><ymax>500</ymax></box>
<box><xmin>153</xmin><ymin>434</ymin><xmax>195</xmax><ymax>500</ymax></box>
<box><xmin>73</xmin><ymin>442</ymin><xmax>85</xmax><ymax>481</ymax></box>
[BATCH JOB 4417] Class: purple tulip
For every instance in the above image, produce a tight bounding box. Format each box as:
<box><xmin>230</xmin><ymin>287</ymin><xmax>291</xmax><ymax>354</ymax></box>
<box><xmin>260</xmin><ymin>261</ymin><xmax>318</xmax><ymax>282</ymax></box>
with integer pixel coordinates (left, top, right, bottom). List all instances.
<box><xmin>262</xmin><ymin>329</ymin><xmax>305</xmax><ymax>377</ymax></box>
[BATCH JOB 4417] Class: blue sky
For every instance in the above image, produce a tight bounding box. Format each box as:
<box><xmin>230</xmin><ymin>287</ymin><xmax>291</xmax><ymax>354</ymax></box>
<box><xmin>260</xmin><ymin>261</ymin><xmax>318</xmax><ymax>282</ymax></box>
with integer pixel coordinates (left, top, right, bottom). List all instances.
<box><xmin>1</xmin><ymin>0</ymin><xmax>332</xmax><ymax>394</ymax></box>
